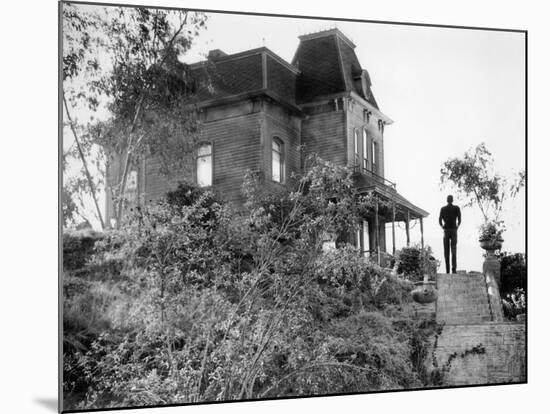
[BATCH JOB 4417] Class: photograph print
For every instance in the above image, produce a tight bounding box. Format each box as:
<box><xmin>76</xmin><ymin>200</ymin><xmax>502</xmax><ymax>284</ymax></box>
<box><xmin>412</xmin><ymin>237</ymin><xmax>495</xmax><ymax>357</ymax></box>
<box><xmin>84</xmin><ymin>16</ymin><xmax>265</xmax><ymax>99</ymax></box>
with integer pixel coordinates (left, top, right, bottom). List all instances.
<box><xmin>61</xmin><ymin>1</ymin><xmax>526</xmax><ymax>411</ymax></box>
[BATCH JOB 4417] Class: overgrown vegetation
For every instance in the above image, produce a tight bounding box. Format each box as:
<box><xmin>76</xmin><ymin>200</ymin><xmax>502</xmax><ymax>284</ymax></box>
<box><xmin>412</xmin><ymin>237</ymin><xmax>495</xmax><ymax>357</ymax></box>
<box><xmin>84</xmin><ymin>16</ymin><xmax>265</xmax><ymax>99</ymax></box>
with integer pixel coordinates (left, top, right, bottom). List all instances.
<box><xmin>498</xmin><ymin>252</ymin><xmax>526</xmax><ymax>320</ymax></box>
<box><xmin>394</xmin><ymin>245</ymin><xmax>438</xmax><ymax>282</ymax></box>
<box><xmin>63</xmin><ymin>158</ymin><xmax>443</xmax><ymax>409</ymax></box>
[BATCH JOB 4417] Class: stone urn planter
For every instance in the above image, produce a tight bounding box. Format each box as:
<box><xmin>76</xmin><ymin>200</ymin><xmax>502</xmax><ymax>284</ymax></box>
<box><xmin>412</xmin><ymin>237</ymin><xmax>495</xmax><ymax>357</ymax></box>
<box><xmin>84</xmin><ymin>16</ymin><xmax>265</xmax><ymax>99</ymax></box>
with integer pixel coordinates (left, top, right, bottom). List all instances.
<box><xmin>411</xmin><ymin>279</ymin><xmax>437</xmax><ymax>304</ymax></box>
<box><xmin>479</xmin><ymin>237</ymin><xmax>503</xmax><ymax>252</ymax></box>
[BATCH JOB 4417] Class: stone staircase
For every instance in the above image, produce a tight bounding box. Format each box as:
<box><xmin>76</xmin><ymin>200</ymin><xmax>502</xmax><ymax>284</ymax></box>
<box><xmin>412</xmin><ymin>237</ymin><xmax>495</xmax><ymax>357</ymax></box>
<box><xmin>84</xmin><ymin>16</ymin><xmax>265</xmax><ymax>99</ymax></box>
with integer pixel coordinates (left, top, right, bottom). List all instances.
<box><xmin>436</xmin><ymin>273</ymin><xmax>493</xmax><ymax>324</ymax></box>
<box><xmin>428</xmin><ymin>272</ymin><xmax>525</xmax><ymax>385</ymax></box>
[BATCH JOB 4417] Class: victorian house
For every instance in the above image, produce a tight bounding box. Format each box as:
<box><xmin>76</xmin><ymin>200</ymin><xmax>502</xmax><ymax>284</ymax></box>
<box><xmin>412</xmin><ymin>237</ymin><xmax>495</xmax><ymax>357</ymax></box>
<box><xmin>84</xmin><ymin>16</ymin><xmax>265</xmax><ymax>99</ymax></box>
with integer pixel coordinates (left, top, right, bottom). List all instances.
<box><xmin>105</xmin><ymin>28</ymin><xmax>428</xmax><ymax>260</ymax></box>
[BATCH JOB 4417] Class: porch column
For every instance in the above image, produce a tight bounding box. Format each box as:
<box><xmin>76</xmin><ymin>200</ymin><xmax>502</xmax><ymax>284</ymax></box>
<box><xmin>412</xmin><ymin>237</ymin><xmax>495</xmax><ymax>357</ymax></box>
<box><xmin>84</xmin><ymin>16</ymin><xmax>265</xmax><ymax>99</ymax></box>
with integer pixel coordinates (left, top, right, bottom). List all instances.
<box><xmin>374</xmin><ymin>198</ymin><xmax>380</xmax><ymax>264</ymax></box>
<box><xmin>391</xmin><ymin>201</ymin><xmax>396</xmax><ymax>255</ymax></box>
<box><xmin>420</xmin><ymin>217</ymin><xmax>424</xmax><ymax>249</ymax></box>
<box><xmin>405</xmin><ymin>209</ymin><xmax>410</xmax><ymax>247</ymax></box>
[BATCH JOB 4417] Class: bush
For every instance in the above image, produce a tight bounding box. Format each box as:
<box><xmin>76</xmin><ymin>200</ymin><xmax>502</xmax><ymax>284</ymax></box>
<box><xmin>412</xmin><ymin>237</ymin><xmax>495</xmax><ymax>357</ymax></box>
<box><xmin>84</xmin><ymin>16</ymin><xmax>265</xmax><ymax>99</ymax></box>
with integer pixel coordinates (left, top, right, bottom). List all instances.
<box><xmin>502</xmin><ymin>288</ymin><xmax>526</xmax><ymax>320</ymax></box>
<box><xmin>395</xmin><ymin>245</ymin><xmax>437</xmax><ymax>281</ymax></box>
<box><xmin>499</xmin><ymin>252</ymin><xmax>526</xmax><ymax>296</ymax></box>
<box><xmin>373</xmin><ymin>275</ymin><xmax>414</xmax><ymax>308</ymax></box>
<box><xmin>63</xmin><ymin>229</ymin><xmax>104</xmax><ymax>272</ymax></box>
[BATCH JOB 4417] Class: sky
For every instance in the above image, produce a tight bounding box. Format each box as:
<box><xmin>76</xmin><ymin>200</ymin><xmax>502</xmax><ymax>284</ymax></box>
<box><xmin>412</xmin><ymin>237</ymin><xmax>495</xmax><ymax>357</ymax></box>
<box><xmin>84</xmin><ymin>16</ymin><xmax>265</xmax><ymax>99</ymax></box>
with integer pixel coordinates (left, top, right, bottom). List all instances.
<box><xmin>66</xmin><ymin>7</ymin><xmax>526</xmax><ymax>273</ymax></box>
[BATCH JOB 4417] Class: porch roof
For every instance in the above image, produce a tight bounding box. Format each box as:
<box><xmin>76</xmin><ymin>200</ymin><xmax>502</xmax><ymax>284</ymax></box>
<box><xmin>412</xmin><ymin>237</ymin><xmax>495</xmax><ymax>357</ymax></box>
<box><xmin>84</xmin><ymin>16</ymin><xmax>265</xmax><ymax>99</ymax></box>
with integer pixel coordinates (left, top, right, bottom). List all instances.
<box><xmin>356</xmin><ymin>182</ymin><xmax>429</xmax><ymax>221</ymax></box>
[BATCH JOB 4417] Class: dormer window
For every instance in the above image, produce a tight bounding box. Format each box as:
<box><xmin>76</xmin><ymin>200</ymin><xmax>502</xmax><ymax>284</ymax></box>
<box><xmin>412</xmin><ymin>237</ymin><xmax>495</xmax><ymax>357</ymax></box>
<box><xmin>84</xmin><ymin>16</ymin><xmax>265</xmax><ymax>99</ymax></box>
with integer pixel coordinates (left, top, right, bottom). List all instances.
<box><xmin>272</xmin><ymin>137</ymin><xmax>284</xmax><ymax>183</ymax></box>
<box><xmin>197</xmin><ymin>143</ymin><xmax>213</xmax><ymax>187</ymax></box>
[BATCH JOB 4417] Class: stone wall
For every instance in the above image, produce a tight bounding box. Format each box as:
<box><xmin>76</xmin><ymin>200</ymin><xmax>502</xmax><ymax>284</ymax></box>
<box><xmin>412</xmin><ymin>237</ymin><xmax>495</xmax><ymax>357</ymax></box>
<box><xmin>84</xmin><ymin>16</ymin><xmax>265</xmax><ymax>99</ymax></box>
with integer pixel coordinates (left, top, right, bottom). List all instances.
<box><xmin>432</xmin><ymin>322</ymin><xmax>526</xmax><ymax>386</ymax></box>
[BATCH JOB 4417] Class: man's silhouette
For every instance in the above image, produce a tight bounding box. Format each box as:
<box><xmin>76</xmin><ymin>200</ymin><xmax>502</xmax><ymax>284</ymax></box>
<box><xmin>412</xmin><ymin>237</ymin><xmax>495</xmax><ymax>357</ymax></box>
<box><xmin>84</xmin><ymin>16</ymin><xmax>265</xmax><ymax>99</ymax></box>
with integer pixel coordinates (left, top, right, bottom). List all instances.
<box><xmin>439</xmin><ymin>195</ymin><xmax>461</xmax><ymax>274</ymax></box>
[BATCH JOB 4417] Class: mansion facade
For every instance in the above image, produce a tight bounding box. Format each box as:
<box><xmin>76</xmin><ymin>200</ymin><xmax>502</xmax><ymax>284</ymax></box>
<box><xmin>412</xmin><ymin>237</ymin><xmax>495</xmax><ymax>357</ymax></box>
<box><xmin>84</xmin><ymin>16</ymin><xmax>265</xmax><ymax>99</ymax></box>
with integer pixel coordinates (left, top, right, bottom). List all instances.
<box><xmin>105</xmin><ymin>28</ymin><xmax>428</xmax><ymax>258</ymax></box>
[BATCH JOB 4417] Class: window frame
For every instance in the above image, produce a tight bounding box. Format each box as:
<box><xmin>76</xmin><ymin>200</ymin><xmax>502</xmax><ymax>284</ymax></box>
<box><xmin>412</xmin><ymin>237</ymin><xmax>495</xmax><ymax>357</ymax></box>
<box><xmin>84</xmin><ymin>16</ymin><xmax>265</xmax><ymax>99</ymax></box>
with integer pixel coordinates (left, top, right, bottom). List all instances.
<box><xmin>271</xmin><ymin>137</ymin><xmax>285</xmax><ymax>183</ymax></box>
<box><xmin>196</xmin><ymin>142</ymin><xmax>213</xmax><ymax>187</ymax></box>
<box><xmin>362</xmin><ymin>129</ymin><xmax>368</xmax><ymax>172</ymax></box>
<box><xmin>354</xmin><ymin>128</ymin><xmax>360</xmax><ymax>167</ymax></box>
<box><xmin>362</xmin><ymin>219</ymin><xmax>370</xmax><ymax>257</ymax></box>
<box><xmin>371</xmin><ymin>140</ymin><xmax>378</xmax><ymax>174</ymax></box>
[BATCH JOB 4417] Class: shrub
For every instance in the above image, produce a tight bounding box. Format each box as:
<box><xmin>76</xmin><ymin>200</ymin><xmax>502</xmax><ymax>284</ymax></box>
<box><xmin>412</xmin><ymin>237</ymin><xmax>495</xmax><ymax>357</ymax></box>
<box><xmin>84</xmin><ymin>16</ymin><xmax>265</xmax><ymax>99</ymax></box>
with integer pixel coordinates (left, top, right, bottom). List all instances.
<box><xmin>502</xmin><ymin>288</ymin><xmax>526</xmax><ymax>320</ymax></box>
<box><xmin>373</xmin><ymin>275</ymin><xmax>414</xmax><ymax>308</ymax></box>
<box><xmin>63</xmin><ymin>229</ymin><xmax>104</xmax><ymax>272</ymax></box>
<box><xmin>395</xmin><ymin>245</ymin><xmax>437</xmax><ymax>281</ymax></box>
<box><xmin>165</xmin><ymin>181</ymin><xmax>220</xmax><ymax>224</ymax></box>
<box><xmin>499</xmin><ymin>252</ymin><xmax>526</xmax><ymax>296</ymax></box>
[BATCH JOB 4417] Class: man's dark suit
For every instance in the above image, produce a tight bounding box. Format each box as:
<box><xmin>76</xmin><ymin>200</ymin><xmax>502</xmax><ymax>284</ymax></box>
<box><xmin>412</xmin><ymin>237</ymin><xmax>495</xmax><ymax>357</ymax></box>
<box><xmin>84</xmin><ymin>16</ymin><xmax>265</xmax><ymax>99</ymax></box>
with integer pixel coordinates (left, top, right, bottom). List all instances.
<box><xmin>439</xmin><ymin>204</ymin><xmax>461</xmax><ymax>274</ymax></box>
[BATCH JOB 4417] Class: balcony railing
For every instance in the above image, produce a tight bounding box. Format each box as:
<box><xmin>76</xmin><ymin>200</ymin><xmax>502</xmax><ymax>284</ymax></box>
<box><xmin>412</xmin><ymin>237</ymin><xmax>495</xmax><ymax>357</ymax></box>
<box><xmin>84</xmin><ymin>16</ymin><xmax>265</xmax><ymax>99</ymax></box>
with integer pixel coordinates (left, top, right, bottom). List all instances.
<box><xmin>352</xmin><ymin>157</ymin><xmax>396</xmax><ymax>190</ymax></box>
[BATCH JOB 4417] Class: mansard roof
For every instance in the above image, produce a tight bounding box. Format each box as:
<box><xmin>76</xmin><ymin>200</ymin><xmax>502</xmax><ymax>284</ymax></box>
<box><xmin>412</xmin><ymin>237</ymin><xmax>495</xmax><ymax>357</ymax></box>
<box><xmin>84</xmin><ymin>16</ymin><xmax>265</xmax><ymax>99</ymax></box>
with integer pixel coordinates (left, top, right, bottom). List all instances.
<box><xmin>292</xmin><ymin>28</ymin><xmax>379</xmax><ymax>108</ymax></box>
<box><xmin>187</xmin><ymin>29</ymin><xmax>381</xmax><ymax>112</ymax></box>
<box><xmin>188</xmin><ymin>47</ymin><xmax>300</xmax><ymax>110</ymax></box>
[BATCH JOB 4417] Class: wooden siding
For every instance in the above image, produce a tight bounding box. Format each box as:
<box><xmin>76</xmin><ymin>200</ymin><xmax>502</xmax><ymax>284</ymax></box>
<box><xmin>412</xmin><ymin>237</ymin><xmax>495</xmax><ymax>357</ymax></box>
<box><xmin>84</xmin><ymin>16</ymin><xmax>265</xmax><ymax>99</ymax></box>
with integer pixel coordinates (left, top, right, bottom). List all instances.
<box><xmin>301</xmin><ymin>109</ymin><xmax>347</xmax><ymax>165</ymax></box>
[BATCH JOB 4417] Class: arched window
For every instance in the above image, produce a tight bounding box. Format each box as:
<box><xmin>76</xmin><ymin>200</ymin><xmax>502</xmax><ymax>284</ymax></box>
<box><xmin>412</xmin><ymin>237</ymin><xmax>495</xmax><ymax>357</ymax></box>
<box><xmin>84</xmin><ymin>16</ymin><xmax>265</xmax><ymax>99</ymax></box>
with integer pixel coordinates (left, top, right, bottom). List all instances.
<box><xmin>197</xmin><ymin>143</ymin><xmax>212</xmax><ymax>187</ymax></box>
<box><xmin>272</xmin><ymin>138</ymin><xmax>284</xmax><ymax>183</ymax></box>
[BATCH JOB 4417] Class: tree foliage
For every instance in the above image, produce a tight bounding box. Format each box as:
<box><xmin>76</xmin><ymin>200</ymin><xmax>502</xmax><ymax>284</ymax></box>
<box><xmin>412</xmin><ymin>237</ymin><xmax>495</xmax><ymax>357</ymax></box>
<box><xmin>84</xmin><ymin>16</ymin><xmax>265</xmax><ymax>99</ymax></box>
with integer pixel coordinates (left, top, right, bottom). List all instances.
<box><xmin>62</xmin><ymin>3</ymin><xmax>209</xmax><ymax>228</ymax></box>
<box><xmin>440</xmin><ymin>143</ymin><xmax>525</xmax><ymax>238</ymax></box>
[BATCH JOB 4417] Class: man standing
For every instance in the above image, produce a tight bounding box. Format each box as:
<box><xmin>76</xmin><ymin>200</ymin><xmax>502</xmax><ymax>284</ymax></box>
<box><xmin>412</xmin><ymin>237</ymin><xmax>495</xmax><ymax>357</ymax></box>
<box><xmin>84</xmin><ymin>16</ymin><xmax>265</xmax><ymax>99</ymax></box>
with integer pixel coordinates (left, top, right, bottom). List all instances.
<box><xmin>439</xmin><ymin>195</ymin><xmax>461</xmax><ymax>274</ymax></box>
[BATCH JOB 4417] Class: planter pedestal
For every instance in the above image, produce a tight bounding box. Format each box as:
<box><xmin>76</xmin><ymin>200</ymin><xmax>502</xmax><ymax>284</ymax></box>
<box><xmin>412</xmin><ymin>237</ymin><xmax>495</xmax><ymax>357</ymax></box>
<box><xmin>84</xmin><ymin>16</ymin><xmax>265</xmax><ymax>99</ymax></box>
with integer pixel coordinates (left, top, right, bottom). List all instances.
<box><xmin>480</xmin><ymin>238</ymin><xmax>504</xmax><ymax>322</ymax></box>
<box><xmin>483</xmin><ymin>251</ymin><xmax>501</xmax><ymax>288</ymax></box>
<box><xmin>480</xmin><ymin>238</ymin><xmax>503</xmax><ymax>288</ymax></box>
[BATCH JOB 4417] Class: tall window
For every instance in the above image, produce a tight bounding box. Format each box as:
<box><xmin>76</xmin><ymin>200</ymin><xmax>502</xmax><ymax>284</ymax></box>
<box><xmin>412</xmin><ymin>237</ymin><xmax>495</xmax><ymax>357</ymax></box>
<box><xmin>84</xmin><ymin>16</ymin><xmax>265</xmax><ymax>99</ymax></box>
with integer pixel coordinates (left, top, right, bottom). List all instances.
<box><xmin>197</xmin><ymin>143</ymin><xmax>212</xmax><ymax>187</ymax></box>
<box><xmin>362</xmin><ymin>129</ymin><xmax>368</xmax><ymax>171</ymax></box>
<box><xmin>354</xmin><ymin>129</ymin><xmax>360</xmax><ymax>166</ymax></box>
<box><xmin>356</xmin><ymin>220</ymin><xmax>370</xmax><ymax>256</ymax></box>
<box><xmin>362</xmin><ymin>220</ymin><xmax>370</xmax><ymax>256</ymax></box>
<box><xmin>272</xmin><ymin>138</ymin><xmax>284</xmax><ymax>183</ymax></box>
<box><xmin>372</xmin><ymin>140</ymin><xmax>378</xmax><ymax>174</ymax></box>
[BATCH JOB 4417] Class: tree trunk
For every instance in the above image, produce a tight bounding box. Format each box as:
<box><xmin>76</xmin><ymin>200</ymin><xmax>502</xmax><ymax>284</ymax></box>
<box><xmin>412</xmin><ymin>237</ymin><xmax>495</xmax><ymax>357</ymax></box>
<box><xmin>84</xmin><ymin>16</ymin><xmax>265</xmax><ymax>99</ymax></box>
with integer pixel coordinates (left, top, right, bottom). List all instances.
<box><xmin>63</xmin><ymin>93</ymin><xmax>105</xmax><ymax>230</ymax></box>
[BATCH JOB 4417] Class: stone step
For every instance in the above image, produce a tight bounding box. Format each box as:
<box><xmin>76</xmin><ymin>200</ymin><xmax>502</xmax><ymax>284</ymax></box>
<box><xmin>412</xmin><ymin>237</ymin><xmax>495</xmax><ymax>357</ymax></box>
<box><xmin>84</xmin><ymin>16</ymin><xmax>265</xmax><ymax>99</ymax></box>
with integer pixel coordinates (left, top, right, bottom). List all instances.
<box><xmin>436</xmin><ymin>272</ymin><xmax>492</xmax><ymax>324</ymax></box>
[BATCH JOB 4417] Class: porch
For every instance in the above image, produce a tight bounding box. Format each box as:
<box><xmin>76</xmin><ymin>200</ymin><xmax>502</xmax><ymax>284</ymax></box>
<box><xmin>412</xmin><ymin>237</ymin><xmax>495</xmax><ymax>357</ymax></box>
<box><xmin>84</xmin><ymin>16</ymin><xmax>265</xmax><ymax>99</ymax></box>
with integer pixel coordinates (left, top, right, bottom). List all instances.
<box><xmin>353</xmin><ymin>168</ymin><xmax>429</xmax><ymax>264</ymax></box>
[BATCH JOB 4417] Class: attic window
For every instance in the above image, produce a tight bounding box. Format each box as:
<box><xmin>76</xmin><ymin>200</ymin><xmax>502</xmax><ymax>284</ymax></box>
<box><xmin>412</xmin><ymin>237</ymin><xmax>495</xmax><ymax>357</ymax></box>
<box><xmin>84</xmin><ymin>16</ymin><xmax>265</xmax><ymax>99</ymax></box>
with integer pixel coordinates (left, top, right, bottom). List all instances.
<box><xmin>360</xmin><ymin>70</ymin><xmax>371</xmax><ymax>101</ymax></box>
